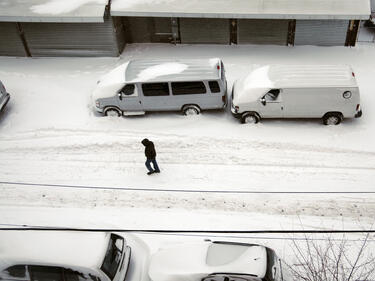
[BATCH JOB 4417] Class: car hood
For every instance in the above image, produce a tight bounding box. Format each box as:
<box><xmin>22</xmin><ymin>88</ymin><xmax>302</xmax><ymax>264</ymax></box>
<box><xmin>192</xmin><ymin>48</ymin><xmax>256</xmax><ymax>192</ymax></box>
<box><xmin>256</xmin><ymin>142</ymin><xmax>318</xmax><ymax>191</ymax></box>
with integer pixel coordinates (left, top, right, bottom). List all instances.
<box><xmin>149</xmin><ymin>242</ymin><xmax>267</xmax><ymax>281</ymax></box>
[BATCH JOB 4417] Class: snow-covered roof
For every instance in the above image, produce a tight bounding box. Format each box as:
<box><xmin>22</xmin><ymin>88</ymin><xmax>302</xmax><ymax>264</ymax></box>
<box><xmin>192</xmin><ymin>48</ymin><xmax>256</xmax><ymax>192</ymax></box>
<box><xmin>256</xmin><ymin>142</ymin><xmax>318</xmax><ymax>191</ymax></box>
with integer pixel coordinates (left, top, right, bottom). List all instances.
<box><xmin>111</xmin><ymin>0</ymin><xmax>371</xmax><ymax>20</ymax></box>
<box><xmin>148</xmin><ymin>241</ymin><xmax>267</xmax><ymax>281</ymax></box>
<box><xmin>244</xmin><ymin>64</ymin><xmax>357</xmax><ymax>89</ymax></box>
<box><xmin>125</xmin><ymin>58</ymin><xmax>222</xmax><ymax>83</ymax></box>
<box><xmin>0</xmin><ymin>0</ymin><xmax>108</xmax><ymax>23</ymax></box>
<box><xmin>233</xmin><ymin>64</ymin><xmax>358</xmax><ymax>104</ymax></box>
<box><xmin>0</xmin><ymin>231</ymin><xmax>110</xmax><ymax>270</ymax></box>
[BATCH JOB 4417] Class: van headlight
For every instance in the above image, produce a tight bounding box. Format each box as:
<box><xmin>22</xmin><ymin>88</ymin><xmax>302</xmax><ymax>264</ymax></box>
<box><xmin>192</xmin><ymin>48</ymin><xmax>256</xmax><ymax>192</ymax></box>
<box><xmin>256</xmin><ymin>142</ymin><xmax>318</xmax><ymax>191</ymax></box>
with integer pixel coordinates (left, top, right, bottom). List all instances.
<box><xmin>95</xmin><ymin>100</ymin><xmax>100</xmax><ymax>108</ymax></box>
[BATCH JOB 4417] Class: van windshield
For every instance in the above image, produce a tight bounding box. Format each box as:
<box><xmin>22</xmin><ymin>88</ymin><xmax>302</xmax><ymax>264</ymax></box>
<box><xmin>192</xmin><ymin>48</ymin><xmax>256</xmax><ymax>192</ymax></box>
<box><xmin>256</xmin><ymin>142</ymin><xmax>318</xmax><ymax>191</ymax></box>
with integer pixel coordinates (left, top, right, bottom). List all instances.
<box><xmin>101</xmin><ymin>234</ymin><xmax>124</xmax><ymax>280</ymax></box>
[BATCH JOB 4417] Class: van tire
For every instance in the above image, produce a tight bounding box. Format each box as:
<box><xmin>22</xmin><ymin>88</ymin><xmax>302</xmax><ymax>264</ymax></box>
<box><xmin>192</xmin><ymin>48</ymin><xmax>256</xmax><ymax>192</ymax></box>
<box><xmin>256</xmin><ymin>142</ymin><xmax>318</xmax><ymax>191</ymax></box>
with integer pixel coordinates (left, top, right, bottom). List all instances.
<box><xmin>241</xmin><ymin>112</ymin><xmax>260</xmax><ymax>124</ymax></box>
<box><xmin>104</xmin><ymin>107</ymin><xmax>122</xmax><ymax>117</ymax></box>
<box><xmin>323</xmin><ymin>112</ymin><xmax>343</xmax><ymax>125</ymax></box>
<box><xmin>182</xmin><ymin>105</ymin><xmax>200</xmax><ymax>116</ymax></box>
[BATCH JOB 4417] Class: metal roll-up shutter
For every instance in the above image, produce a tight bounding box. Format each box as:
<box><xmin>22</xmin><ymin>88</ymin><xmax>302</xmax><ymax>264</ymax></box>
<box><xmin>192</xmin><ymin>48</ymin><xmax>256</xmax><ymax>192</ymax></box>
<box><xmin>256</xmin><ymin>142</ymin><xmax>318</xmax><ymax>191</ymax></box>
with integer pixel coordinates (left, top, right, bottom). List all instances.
<box><xmin>295</xmin><ymin>20</ymin><xmax>348</xmax><ymax>46</ymax></box>
<box><xmin>22</xmin><ymin>18</ymin><xmax>119</xmax><ymax>57</ymax></box>
<box><xmin>0</xmin><ymin>23</ymin><xmax>27</xmax><ymax>56</ymax></box>
<box><xmin>372</xmin><ymin>0</ymin><xmax>375</xmax><ymax>13</ymax></box>
<box><xmin>180</xmin><ymin>18</ymin><xmax>229</xmax><ymax>44</ymax></box>
<box><xmin>237</xmin><ymin>19</ymin><xmax>288</xmax><ymax>45</ymax></box>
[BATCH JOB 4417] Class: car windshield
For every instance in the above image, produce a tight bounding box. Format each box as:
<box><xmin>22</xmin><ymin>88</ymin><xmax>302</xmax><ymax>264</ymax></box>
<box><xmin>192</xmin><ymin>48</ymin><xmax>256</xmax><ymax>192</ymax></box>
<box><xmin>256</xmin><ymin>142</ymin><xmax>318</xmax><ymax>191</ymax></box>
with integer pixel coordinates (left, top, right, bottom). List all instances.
<box><xmin>263</xmin><ymin>248</ymin><xmax>278</xmax><ymax>281</ymax></box>
<box><xmin>100</xmin><ymin>234</ymin><xmax>124</xmax><ymax>280</ymax></box>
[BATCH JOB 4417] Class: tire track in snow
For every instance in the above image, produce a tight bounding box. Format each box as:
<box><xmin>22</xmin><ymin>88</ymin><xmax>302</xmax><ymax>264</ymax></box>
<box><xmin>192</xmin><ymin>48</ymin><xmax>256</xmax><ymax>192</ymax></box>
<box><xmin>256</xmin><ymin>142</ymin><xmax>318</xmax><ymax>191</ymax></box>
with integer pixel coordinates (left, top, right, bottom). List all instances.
<box><xmin>0</xmin><ymin>130</ymin><xmax>374</xmax><ymax>172</ymax></box>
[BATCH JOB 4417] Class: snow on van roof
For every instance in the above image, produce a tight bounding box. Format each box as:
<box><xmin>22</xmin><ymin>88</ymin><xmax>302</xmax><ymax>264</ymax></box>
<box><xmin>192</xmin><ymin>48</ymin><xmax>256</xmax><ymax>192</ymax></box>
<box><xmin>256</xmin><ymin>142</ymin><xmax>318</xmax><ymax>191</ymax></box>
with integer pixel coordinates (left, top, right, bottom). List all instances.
<box><xmin>233</xmin><ymin>64</ymin><xmax>358</xmax><ymax>105</ymax></box>
<box><xmin>244</xmin><ymin>65</ymin><xmax>358</xmax><ymax>89</ymax></box>
<box><xmin>125</xmin><ymin>58</ymin><xmax>222</xmax><ymax>83</ymax></box>
<box><xmin>0</xmin><ymin>231</ymin><xmax>110</xmax><ymax>270</ymax></box>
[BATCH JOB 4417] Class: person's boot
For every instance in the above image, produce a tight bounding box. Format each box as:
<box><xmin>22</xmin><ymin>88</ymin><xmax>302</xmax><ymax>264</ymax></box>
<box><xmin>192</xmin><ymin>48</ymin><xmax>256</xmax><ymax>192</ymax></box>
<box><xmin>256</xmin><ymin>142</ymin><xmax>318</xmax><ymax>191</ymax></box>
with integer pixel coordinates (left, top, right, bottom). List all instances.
<box><xmin>147</xmin><ymin>171</ymin><xmax>155</xmax><ymax>175</ymax></box>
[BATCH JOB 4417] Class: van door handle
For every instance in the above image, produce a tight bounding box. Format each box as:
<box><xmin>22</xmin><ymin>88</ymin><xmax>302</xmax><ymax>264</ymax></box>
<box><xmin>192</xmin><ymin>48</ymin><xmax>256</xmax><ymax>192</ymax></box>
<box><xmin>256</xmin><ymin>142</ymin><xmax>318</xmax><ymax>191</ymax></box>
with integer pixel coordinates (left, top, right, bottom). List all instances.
<box><xmin>281</xmin><ymin>106</ymin><xmax>284</xmax><ymax>110</ymax></box>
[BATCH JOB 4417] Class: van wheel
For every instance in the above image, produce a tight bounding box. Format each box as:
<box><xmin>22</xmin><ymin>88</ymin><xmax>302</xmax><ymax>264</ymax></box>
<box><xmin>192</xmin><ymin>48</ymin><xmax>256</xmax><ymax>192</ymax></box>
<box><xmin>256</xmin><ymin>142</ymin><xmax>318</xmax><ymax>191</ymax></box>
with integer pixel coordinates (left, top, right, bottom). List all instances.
<box><xmin>104</xmin><ymin>108</ymin><xmax>122</xmax><ymax>117</ymax></box>
<box><xmin>323</xmin><ymin>113</ymin><xmax>342</xmax><ymax>125</ymax></box>
<box><xmin>241</xmin><ymin>112</ymin><xmax>260</xmax><ymax>124</ymax></box>
<box><xmin>183</xmin><ymin>105</ymin><xmax>200</xmax><ymax>116</ymax></box>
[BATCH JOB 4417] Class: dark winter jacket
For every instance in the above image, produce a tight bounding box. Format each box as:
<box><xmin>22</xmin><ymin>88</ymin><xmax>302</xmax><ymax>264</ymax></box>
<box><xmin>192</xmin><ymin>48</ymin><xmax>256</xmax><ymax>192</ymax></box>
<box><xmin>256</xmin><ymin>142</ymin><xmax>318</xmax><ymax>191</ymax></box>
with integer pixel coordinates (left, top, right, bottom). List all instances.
<box><xmin>141</xmin><ymin>138</ymin><xmax>156</xmax><ymax>159</ymax></box>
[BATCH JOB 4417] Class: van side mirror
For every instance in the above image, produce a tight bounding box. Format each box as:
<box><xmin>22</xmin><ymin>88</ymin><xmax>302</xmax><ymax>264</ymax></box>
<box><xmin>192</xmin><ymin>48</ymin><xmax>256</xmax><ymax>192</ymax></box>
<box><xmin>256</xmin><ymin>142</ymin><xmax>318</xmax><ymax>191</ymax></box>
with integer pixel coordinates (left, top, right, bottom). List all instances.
<box><xmin>260</xmin><ymin>97</ymin><xmax>266</xmax><ymax>106</ymax></box>
<box><xmin>118</xmin><ymin>92</ymin><xmax>122</xmax><ymax>100</ymax></box>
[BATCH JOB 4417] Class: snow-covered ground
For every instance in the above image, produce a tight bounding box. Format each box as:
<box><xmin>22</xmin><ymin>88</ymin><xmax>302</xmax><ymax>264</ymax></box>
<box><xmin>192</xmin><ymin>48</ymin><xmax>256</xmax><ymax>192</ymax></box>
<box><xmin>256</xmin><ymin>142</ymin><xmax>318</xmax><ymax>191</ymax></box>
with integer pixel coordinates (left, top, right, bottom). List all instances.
<box><xmin>0</xmin><ymin>43</ymin><xmax>375</xmax><ymax>234</ymax></box>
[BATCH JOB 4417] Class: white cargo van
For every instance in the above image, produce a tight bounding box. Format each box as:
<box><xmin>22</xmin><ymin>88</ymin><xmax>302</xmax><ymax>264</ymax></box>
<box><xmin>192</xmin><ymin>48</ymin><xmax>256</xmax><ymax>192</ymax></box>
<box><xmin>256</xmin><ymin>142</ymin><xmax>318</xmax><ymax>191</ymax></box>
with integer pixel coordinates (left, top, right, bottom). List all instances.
<box><xmin>93</xmin><ymin>58</ymin><xmax>227</xmax><ymax>116</ymax></box>
<box><xmin>231</xmin><ymin>65</ymin><xmax>362</xmax><ymax>125</ymax></box>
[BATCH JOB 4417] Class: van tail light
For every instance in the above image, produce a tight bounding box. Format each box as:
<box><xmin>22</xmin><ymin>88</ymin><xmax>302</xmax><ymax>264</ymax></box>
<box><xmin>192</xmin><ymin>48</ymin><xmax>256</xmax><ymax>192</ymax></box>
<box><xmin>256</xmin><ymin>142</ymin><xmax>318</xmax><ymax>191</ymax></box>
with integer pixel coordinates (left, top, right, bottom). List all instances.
<box><xmin>217</xmin><ymin>65</ymin><xmax>220</xmax><ymax>70</ymax></box>
<box><xmin>356</xmin><ymin>104</ymin><xmax>360</xmax><ymax>111</ymax></box>
<box><xmin>222</xmin><ymin>95</ymin><xmax>226</xmax><ymax>103</ymax></box>
<box><xmin>352</xmin><ymin>72</ymin><xmax>355</xmax><ymax>77</ymax></box>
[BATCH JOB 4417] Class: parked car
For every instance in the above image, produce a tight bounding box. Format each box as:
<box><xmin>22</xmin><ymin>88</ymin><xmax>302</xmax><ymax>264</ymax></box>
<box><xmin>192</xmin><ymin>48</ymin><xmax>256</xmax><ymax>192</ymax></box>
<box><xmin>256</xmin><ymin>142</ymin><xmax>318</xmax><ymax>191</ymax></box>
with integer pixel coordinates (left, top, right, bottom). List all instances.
<box><xmin>0</xmin><ymin>231</ymin><xmax>131</xmax><ymax>281</ymax></box>
<box><xmin>231</xmin><ymin>65</ymin><xmax>362</xmax><ymax>125</ymax></box>
<box><xmin>0</xmin><ymin>80</ymin><xmax>10</xmax><ymax>113</ymax></box>
<box><xmin>148</xmin><ymin>240</ymin><xmax>291</xmax><ymax>281</ymax></box>
<box><xmin>92</xmin><ymin>58</ymin><xmax>227</xmax><ymax>117</ymax></box>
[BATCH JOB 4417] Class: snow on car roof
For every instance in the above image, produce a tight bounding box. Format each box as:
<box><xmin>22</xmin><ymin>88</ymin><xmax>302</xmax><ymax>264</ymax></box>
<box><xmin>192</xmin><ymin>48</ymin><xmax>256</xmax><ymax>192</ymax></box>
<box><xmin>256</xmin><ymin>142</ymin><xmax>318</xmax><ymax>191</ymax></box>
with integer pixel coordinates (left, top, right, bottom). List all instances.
<box><xmin>0</xmin><ymin>231</ymin><xmax>110</xmax><ymax>270</ymax></box>
<box><xmin>125</xmin><ymin>58</ymin><xmax>222</xmax><ymax>83</ymax></box>
<box><xmin>148</xmin><ymin>241</ymin><xmax>267</xmax><ymax>281</ymax></box>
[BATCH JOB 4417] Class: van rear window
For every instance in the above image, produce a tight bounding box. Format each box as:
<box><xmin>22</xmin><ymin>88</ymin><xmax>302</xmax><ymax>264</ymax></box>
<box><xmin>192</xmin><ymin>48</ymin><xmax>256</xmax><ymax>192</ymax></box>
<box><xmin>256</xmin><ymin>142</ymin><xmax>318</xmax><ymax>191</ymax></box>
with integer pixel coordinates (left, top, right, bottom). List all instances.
<box><xmin>172</xmin><ymin>82</ymin><xmax>206</xmax><ymax>95</ymax></box>
<box><xmin>142</xmin><ymin>83</ymin><xmax>169</xmax><ymax>96</ymax></box>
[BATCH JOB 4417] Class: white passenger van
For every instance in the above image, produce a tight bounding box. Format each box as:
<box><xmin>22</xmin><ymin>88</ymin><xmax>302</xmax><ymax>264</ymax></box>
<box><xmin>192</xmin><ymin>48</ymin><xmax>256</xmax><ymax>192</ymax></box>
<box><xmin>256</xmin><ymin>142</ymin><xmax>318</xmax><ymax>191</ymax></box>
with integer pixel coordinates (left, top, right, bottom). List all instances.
<box><xmin>93</xmin><ymin>58</ymin><xmax>227</xmax><ymax>116</ymax></box>
<box><xmin>231</xmin><ymin>65</ymin><xmax>362</xmax><ymax>125</ymax></box>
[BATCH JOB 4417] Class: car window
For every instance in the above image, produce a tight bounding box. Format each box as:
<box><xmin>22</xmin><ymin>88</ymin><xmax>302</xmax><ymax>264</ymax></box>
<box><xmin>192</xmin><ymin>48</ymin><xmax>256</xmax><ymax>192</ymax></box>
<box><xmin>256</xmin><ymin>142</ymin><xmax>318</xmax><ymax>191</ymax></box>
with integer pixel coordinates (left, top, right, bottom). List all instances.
<box><xmin>264</xmin><ymin>89</ymin><xmax>280</xmax><ymax>101</ymax></box>
<box><xmin>142</xmin><ymin>83</ymin><xmax>169</xmax><ymax>96</ymax></box>
<box><xmin>100</xmin><ymin>234</ymin><xmax>124</xmax><ymax>280</ymax></box>
<box><xmin>171</xmin><ymin>81</ymin><xmax>206</xmax><ymax>95</ymax></box>
<box><xmin>29</xmin><ymin>266</ymin><xmax>62</xmax><ymax>281</ymax></box>
<box><xmin>202</xmin><ymin>275</ymin><xmax>258</xmax><ymax>281</ymax></box>
<box><xmin>119</xmin><ymin>84</ymin><xmax>136</xmax><ymax>96</ymax></box>
<box><xmin>1</xmin><ymin>265</ymin><xmax>28</xmax><ymax>280</ymax></box>
<box><xmin>208</xmin><ymin>81</ymin><xmax>221</xmax><ymax>93</ymax></box>
<box><xmin>64</xmin><ymin>269</ymin><xmax>100</xmax><ymax>281</ymax></box>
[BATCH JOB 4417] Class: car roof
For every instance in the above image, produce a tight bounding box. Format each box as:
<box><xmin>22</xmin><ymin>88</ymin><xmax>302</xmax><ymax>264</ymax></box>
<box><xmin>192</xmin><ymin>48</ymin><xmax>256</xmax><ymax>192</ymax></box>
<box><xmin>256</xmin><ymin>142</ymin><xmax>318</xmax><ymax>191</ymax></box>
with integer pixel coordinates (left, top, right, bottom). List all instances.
<box><xmin>125</xmin><ymin>58</ymin><xmax>222</xmax><ymax>83</ymax></box>
<box><xmin>0</xmin><ymin>231</ymin><xmax>111</xmax><ymax>271</ymax></box>
<box><xmin>149</xmin><ymin>241</ymin><xmax>267</xmax><ymax>281</ymax></box>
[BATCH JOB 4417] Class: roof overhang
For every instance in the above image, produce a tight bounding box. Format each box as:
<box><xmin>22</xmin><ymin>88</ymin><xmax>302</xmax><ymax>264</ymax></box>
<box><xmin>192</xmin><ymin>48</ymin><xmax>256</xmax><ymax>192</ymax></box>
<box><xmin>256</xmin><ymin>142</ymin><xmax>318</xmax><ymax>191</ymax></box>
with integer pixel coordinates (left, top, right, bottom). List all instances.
<box><xmin>111</xmin><ymin>0</ymin><xmax>371</xmax><ymax>20</ymax></box>
<box><xmin>0</xmin><ymin>0</ymin><xmax>108</xmax><ymax>23</ymax></box>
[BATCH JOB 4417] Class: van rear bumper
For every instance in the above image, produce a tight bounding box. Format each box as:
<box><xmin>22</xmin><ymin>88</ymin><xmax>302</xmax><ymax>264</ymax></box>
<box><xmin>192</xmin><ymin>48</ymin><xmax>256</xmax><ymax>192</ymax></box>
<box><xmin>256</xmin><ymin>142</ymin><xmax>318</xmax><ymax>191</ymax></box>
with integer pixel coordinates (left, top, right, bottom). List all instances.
<box><xmin>355</xmin><ymin>110</ymin><xmax>362</xmax><ymax>118</ymax></box>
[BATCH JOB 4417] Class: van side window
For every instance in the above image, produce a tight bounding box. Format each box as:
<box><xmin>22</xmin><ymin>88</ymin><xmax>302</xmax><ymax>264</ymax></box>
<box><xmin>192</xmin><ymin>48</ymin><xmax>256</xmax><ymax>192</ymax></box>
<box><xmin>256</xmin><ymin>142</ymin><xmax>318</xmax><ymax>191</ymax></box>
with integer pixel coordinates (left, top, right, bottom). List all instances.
<box><xmin>172</xmin><ymin>82</ymin><xmax>206</xmax><ymax>95</ymax></box>
<box><xmin>142</xmin><ymin>83</ymin><xmax>169</xmax><ymax>96</ymax></box>
<box><xmin>119</xmin><ymin>84</ymin><xmax>135</xmax><ymax>96</ymax></box>
<box><xmin>264</xmin><ymin>89</ymin><xmax>280</xmax><ymax>101</ymax></box>
<box><xmin>209</xmin><ymin>81</ymin><xmax>221</xmax><ymax>93</ymax></box>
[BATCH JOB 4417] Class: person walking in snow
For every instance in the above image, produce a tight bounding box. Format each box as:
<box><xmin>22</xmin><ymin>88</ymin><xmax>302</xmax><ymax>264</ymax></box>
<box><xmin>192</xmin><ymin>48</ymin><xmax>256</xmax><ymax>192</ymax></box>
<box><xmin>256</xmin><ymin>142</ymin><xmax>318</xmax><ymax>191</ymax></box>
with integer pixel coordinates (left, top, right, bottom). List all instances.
<box><xmin>141</xmin><ymin>138</ymin><xmax>160</xmax><ymax>175</ymax></box>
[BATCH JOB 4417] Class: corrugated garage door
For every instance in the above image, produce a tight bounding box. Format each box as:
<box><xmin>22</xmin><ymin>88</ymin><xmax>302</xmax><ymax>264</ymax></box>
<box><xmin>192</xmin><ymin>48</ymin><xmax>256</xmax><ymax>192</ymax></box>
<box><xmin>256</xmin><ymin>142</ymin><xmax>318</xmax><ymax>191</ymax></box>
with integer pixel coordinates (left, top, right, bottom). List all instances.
<box><xmin>21</xmin><ymin>18</ymin><xmax>119</xmax><ymax>57</ymax></box>
<box><xmin>295</xmin><ymin>20</ymin><xmax>348</xmax><ymax>46</ymax></box>
<box><xmin>123</xmin><ymin>17</ymin><xmax>173</xmax><ymax>43</ymax></box>
<box><xmin>237</xmin><ymin>19</ymin><xmax>288</xmax><ymax>45</ymax></box>
<box><xmin>180</xmin><ymin>18</ymin><xmax>229</xmax><ymax>44</ymax></box>
<box><xmin>0</xmin><ymin>23</ymin><xmax>26</xmax><ymax>56</ymax></box>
